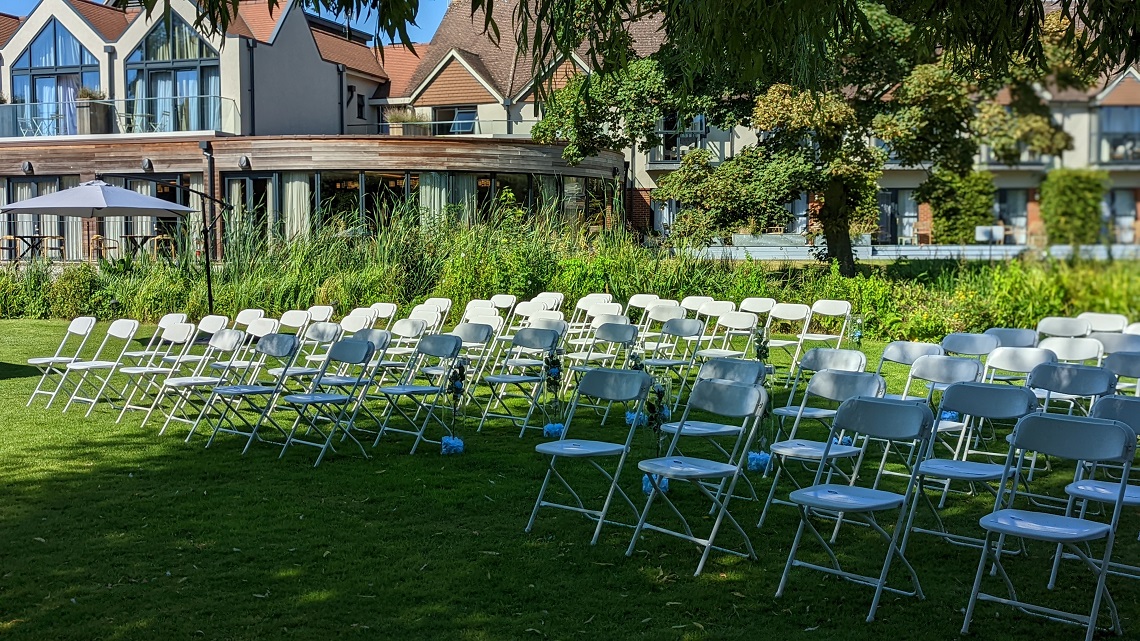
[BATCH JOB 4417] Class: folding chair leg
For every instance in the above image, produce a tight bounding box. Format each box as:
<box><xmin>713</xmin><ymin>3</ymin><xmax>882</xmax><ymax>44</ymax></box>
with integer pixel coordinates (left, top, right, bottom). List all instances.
<box><xmin>775</xmin><ymin>517</ymin><xmax>808</xmax><ymax>597</ymax></box>
<box><xmin>961</xmin><ymin>532</ymin><xmax>995</xmax><ymax>634</ymax></box>
<box><xmin>525</xmin><ymin>464</ymin><xmax>557</xmax><ymax>533</ymax></box>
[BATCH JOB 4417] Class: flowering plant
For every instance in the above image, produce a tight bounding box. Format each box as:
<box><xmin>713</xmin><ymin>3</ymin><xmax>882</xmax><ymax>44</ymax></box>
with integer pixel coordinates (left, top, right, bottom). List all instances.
<box><xmin>753</xmin><ymin>326</ymin><xmax>770</xmax><ymax>362</ymax></box>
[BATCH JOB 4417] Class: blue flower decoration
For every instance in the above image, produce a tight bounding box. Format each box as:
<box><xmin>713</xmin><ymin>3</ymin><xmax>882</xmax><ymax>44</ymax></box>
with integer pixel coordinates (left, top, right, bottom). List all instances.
<box><xmin>625</xmin><ymin>411</ymin><xmax>647</xmax><ymax>426</ymax></box>
<box><xmin>642</xmin><ymin>473</ymin><xmax>669</xmax><ymax>495</ymax></box>
<box><xmin>747</xmin><ymin>451</ymin><xmax>771</xmax><ymax>472</ymax></box>
<box><xmin>940</xmin><ymin>410</ymin><xmax>960</xmax><ymax>421</ymax></box>
<box><xmin>831</xmin><ymin>436</ymin><xmax>854</xmax><ymax>446</ymax></box>
<box><xmin>662</xmin><ymin>406</ymin><xmax>672</xmax><ymax>419</ymax></box>
<box><xmin>543</xmin><ymin>422</ymin><xmax>565</xmax><ymax>438</ymax></box>
<box><xmin>441</xmin><ymin>435</ymin><xmax>465</xmax><ymax>455</ymax></box>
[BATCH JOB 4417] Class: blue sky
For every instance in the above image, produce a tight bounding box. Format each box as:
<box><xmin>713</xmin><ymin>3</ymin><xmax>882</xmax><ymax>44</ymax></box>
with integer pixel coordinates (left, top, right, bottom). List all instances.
<box><xmin>3</xmin><ymin>0</ymin><xmax>450</xmax><ymax>44</ymax></box>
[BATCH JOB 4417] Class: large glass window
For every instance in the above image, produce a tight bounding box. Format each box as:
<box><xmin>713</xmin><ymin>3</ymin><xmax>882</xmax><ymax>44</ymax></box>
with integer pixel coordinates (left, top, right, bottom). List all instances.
<box><xmin>432</xmin><ymin>106</ymin><xmax>477</xmax><ymax>135</ymax></box>
<box><xmin>11</xmin><ymin>20</ymin><xmax>100</xmax><ymax>136</ymax></box>
<box><xmin>126</xmin><ymin>15</ymin><xmax>220</xmax><ymax>132</ymax></box>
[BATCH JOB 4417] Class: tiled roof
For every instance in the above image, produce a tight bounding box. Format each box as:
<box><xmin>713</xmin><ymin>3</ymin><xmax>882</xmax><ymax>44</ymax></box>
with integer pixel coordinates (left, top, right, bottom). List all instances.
<box><xmin>0</xmin><ymin>12</ymin><xmax>21</xmax><ymax>47</ymax></box>
<box><xmin>68</xmin><ymin>0</ymin><xmax>137</xmax><ymax>40</ymax></box>
<box><xmin>380</xmin><ymin>44</ymin><xmax>430</xmax><ymax>97</ymax></box>
<box><xmin>232</xmin><ymin>0</ymin><xmax>288</xmax><ymax>43</ymax></box>
<box><xmin>312</xmin><ymin>28</ymin><xmax>387</xmax><ymax>79</ymax></box>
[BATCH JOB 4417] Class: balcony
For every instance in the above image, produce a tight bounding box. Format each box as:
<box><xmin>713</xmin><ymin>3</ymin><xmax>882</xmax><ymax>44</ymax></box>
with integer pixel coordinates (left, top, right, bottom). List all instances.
<box><xmin>978</xmin><ymin>144</ymin><xmax>1048</xmax><ymax>168</ymax></box>
<box><xmin>0</xmin><ymin>96</ymin><xmax>240</xmax><ymax>139</ymax></box>
<box><xmin>1098</xmin><ymin>133</ymin><xmax>1140</xmax><ymax>164</ymax></box>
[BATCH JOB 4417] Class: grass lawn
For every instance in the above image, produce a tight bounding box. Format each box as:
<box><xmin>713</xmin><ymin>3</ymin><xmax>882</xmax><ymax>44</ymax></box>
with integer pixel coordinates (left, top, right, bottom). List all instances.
<box><xmin>1</xmin><ymin>319</ymin><xmax>1137</xmax><ymax>640</ymax></box>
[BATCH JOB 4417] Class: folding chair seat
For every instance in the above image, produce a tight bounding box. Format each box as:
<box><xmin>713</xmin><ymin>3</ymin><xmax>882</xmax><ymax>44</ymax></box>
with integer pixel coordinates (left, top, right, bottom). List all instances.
<box><xmin>27</xmin><ymin>315</ymin><xmax>96</xmax><ymax>406</ymax></box>
<box><xmin>145</xmin><ymin>328</ymin><xmax>247</xmax><ymax>438</ymax></box>
<box><xmin>1104</xmin><ymin>351</ymin><xmax>1140</xmax><ymax>396</ymax></box>
<box><xmin>907</xmin><ymin>382</ymin><xmax>1038</xmax><ymax>547</ymax></box>
<box><xmin>478</xmin><ymin>328</ymin><xmax>560</xmax><ymax>436</ymax></box>
<box><xmin>205</xmin><ymin>333</ymin><xmax>301</xmax><ymax>453</ymax></box>
<box><xmin>627</xmin><ymin>379</ymin><xmax>769</xmax><ymax>575</ymax></box>
<box><xmin>980</xmin><ymin>345</ymin><xmax>1056</xmax><ymax>386</ymax></box>
<box><xmin>279</xmin><ymin>339</ymin><xmax>377</xmax><ymax>466</ymax></box>
<box><xmin>874</xmin><ymin>341</ymin><xmax>944</xmax><ymax>400</ymax></box>
<box><xmin>961</xmin><ymin>413</ymin><xmax>1135</xmax><ymax>641</ymax></box>
<box><xmin>758</xmin><ymin>370</ymin><xmax>885</xmax><ymax>530</ymax></box>
<box><xmin>1037</xmin><ymin>316</ymin><xmax>1091</xmax><ymax>339</ymax></box>
<box><xmin>534</xmin><ymin>291</ymin><xmax>565</xmax><ymax>311</ymax></box>
<box><xmin>527</xmin><ymin>368</ymin><xmax>652</xmax><ymax>543</ymax></box>
<box><xmin>58</xmin><ymin>319</ymin><xmax>141</xmax><ymax>416</ymax></box>
<box><xmin>637</xmin><ymin>303</ymin><xmax>687</xmax><ymax>351</ymax></box>
<box><xmin>162</xmin><ymin>314</ymin><xmax>229</xmax><ymax>369</ymax></box>
<box><xmin>679</xmin><ymin>295</ymin><xmax>714</xmax><ymax>318</ymax></box>
<box><xmin>642</xmin><ymin>318</ymin><xmax>704</xmax><ymax>407</ymax></box>
<box><xmin>1090</xmin><ymin>331</ymin><xmax>1140</xmax><ymax>357</ymax></box>
<box><xmin>694</xmin><ymin>311</ymin><xmax>757</xmax><ymax>360</ymax></box>
<box><xmin>801</xmin><ymin>299</ymin><xmax>852</xmax><ymax>349</ymax></box>
<box><xmin>770</xmin><ymin>347</ymin><xmax>866</xmax><ymax>424</ymax></box>
<box><xmin>764</xmin><ymin>303</ymin><xmax>812</xmax><ymax>382</ymax></box>
<box><xmin>232</xmin><ymin>308</ymin><xmax>265</xmax><ymax>331</ymax></box>
<box><xmin>984</xmin><ymin>327</ymin><xmax>1038</xmax><ymax>348</ymax></box>
<box><xmin>1077</xmin><ymin>312</ymin><xmax>1129</xmax><ymax>334</ymax></box>
<box><xmin>422</xmin><ymin>297</ymin><xmax>454</xmax><ymax>325</ymax></box>
<box><xmin>307</xmin><ymin>305</ymin><xmax>334</xmax><ymax>323</ymax></box>
<box><xmin>1039</xmin><ymin>336</ymin><xmax>1104</xmax><ymax>366</ymax></box>
<box><xmin>279</xmin><ymin>309</ymin><xmax>311</xmax><ymax>335</ymax></box>
<box><xmin>124</xmin><ymin>312</ymin><xmax>187</xmax><ymax>363</ymax></box>
<box><xmin>375</xmin><ymin>334</ymin><xmax>465</xmax><ymax>453</ymax></box>
<box><xmin>369</xmin><ymin>302</ymin><xmax>398</xmax><ymax>330</ymax></box>
<box><xmin>777</xmin><ymin>398</ymin><xmax>935</xmax><ymax>622</ymax></box>
<box><xmin>116</xmin><ymin>322</ymin><xmax>197</xmax><ymax>423</ymax></box>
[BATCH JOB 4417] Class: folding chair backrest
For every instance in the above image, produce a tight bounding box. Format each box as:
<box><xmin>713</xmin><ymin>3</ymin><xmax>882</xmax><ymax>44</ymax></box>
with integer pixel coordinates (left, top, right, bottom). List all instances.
<box><xmin>1011</xmin><ymin>413</ymin><xmax>1134</xmax><ymax>463</ymax></box>
<box><xmin>626</xmin><ymin>294</ymin><xmax>659</xmax><ymax>313</ymax></box>
<box><xmin>307</xmin><ymin>305</ymin><xmax>334</xmax><ymax>323</ymax></box>
<box><xmin>1127</xmin><ymin>323</ymin><xmax>1140</xmax><ymax>336</ymax></box>
<box><xmin>660</xmin><ymin>318</ymin><xmax>704</xmax><ymax>339</ymax></box>
<box><xmin>391</xmin><ymin>318</ymin><xmax>427</xmax><ymax>339</ymax></box>
<box><xmin>811</xmin><ymin>299</ymin><xmax>851</xmax><ymax>318</ymax></box>
<box><xmin>646</xmin><ymin>305</ymin><xmax>687</xmax><ymax>324</ymax></box>
<box><xmin>768</xmin><ymin>303</ymin><xmax>811</xmax><ymax>323</ymax></box>
<box><xmin>257</xmin><ymin>333</ymin><xmax>299</xmax><ymax>359</ymax></box>
<box><xmin>805</xmin><ymin>370</ymin><xmax>884</xmax><ymax>403</ymax></box>
<box><xmin>687</xmin><ymin>378</ymin><xmax>768</xmax><ymax>417</ymax></box>
<box><xmin>531</xmin><ymin>310</ymin><xmax>564</xmax><ymax>322</ymax></box>
<box><xmin>697</xmin><ymin>300</ymin><xmax>736</xmax><ymax>319</ymax></box>
<box><xmin>984</xmin><ymin>327</ymin><xmax>1038</xmax><ymax>348</ymax></box>
<box><xmin>799</xmin><ymin>347</ymin><xmax>866</xmax><ymax>373</ymax></box>
<box><xmin>740</xmin><ymin>297</ymin><xmax>776</xmax><ymax>315</ymax></box>
<box><xmin>450</xmin><ymin>322</ymin><xmax>494</xmax><ymax>345</ymax></box>
<box><xmin>466</xmin><ymin>314</ymin><xmax>505</xmax><ymax>335</ymax></box>
<box><xmin>513</xmin><ymin>301</ymin><xmax>547</xmax><ymax>320</ymax></box>
<box><xmin>717</xmin><ymin>311</ymin><xmax>757</xmax><ymax>331</ymax></box>
<box><xmin>347</xmin><ymin>307</ymin><xmax>379</xmax><ymax>322</ymax></box>
<box><xmin>198</xmin><ymin>314</ymin><xmax>228</xmax><ymax>335</ymax></box>
<box><xmin>160</xmin><ymin>323</ymin><xmax>198</xmax><ymax>358</ymax></box>
<box><xmin>157</xmin><ymin>312</ymin><xmax>188</xmax><ymax>331</ymax></box>
<box><xmin>909</xmin><ymin>354</ymin><xmax>982</xmax><ymax>385</ymax></box>
<box><xmin>1077</xmin><ymin>312</ymin><xmax>1129</xmax><ymax>333</ymax></box>
<box><xmin>1038</xmin><ymin>336</ymin><xmax>1103</xmax><ymax>364</ymax></box>
<box><xmin>209</xmin><ymin>328</ymin><xmax>247</xmax><ymax>353</ymax></box>
<box><xmin>576</xmin><ymin>368</ymin><xmax>651</xmax><ymax>402</ymax></box>
<box><xmin>1090</xmin><ymin>332</ymin><xmax>1140</xmax><ymax>356</ymax></box>
<box><xmin>1037</xmin><ymin>316</ymin><xmax>1090</xmax><ymax>338</ymax></box>
<box><xmin>279</xmin><ymin>309</ymin><xmax>311</xmax><ymax>331</ymax></box>
<box><xmin>303</xmin><ymin>321</ymin><xmax>343</xmax><ymax>344</ymax></box>
<box><xmin>594</xmin><ymin>322</ymin><xmax>638</xmax><ymax>345</ymax></box>
<box><xmin>591</xmin><ymin>313</ymin><xmax>629</xmax><ymax>328</ymax></box>
<box><xmin>939</xmin><ymin>382</ymin><xmax>1038</xmax><ymax>419</ymax></box>
<box><xmin>353</xmin><ymin>329</ymin><xmax>392</xmax><ymax>353</ymax></box>
<box><xmin>536</xmin><ymin>292</ymin><xmax>565</xmax><ymax>310</ymax></box>
<box><xmin>1104</xmin><ymin>351</ymin><xmax>1140</xmax><ymax>380</ymax></box>
<box><xmin>680</xmin><ymin>295</ymin><xmax>714</xmax><ymax>314</ymax></box>
<box><xmin>1091</xmin><ymin>395</ymin><xmax>1140</xmax><ymax>432</ymax></box>
<box><xmin>245</xmin><ymin>317</ymin><xmax>280</xmax><ymax>339</ymax></box>
<box><xmin>409</xmin><ymin>307</ymin><xmax>442</xmax><ymax>331</ymax></box>
<box><xmin>108</xmin><ymin>318</ymin><xmax>140</xmax><ymax>340</ymax></box>
<box><xmin>1027</xmin><ymin>362</ymin><xmax>1117</xmax><ymax>398</ymax></box>
<box><xmin>416</xmin><ymin>333</ymin><xmax>463</xmax><ymax>359</ymax></box>
<box><xmin>370</xmin><ymin>303</ymin><xmax>398</xmax><ymax>326</ymax></box>
<box><xmin>233</xmin><ymin>308</ymin><xmax>264</xmax><ymax>328</ymax></box>
<box><xmin>653</xmin><ymin>299</ymin><xmax>680</xmax><ymax>308</ymax></box>
<box><xmin>834</xmin><ymin>397</ymin><xmax>935</xmax><ymax>443</ymax></box>
<box><xmin>697</xmin><ymin>358</ymin><xmax>765</xmax><ymax>384</ymax></box>
<box><xmin>878</xmin><ymin>341</ymin><xmax>943</xmax><ymax>370</ymax></box>
<box><xmin>56</xmin><ymin>316</ymin><xmax>97</xmax><ymax>357</ymax></box>
<box><xmin>983</xmin><ymin>346</ymin><xmax>1056</xmax><ymax>377</ymax></box>
<box><xmin>587</xmin><ymin>302</ymin><xmax>624</xmax><ymax>319</ymax></box>
<box><xmin>513</xmin><ymin>328</ymin><xmax>559</xmax><ymax>352</ymax></box>
<box><xmin>340</xmin><ymin>314</ymin><xmax>373</xmax><ymax>335</ymax></box>
<box><xmin>941</xmin><ymin>332</ymin><xmax>999</xmax><ymax>357</ymax></box>
<box><xmin>490</xmin><ymin>294</ymin><xmax>517</xmax><ymax>311</ymax></box>
<box><xmin>326</xmin><ymin>339</ymin><xmax>375</xmax><ymax>367</ymax></box>
<box><xmin>529</xmin><ymin>318</ymin><xmax>569</xmax><ymax>338</ymax></box>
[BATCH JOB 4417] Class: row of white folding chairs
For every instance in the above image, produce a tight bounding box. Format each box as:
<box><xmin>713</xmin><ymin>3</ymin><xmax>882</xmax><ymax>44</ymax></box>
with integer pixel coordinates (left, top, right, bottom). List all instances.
<box><xmin>1038</xmin><ymin>312</ymin><xmax>1139</xmax><ymax>337</ymax></box>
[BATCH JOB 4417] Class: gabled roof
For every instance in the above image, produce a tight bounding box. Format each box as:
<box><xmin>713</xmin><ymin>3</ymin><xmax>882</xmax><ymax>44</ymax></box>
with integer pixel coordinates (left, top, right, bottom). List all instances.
<box><xmin>312</xmin><ymin>28</ymin><xmax>387</xmax><ymax>79</ymax></box>
<box><xmin>379</xmin><ymin>44</ymin><xmax>430</xmax><ymax>98</ymax></box>
<box><xmin>0</xmin><ymin>12</ymin><xmax>21</xmax><ymax>47</ymax></box>
<box><xmin>68</xmin><ymin>0</ymin><xmax>139</xmax><ymax>41</ymax></box>
<box><xmin>230</xmin><ymin>0</ymin><xmax>289</xmax><ymax>43</ymax></box>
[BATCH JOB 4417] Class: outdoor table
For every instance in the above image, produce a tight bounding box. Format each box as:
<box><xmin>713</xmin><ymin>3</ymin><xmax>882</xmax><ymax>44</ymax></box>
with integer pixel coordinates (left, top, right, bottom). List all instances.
<box><xmin>3</xmin><ymin>234</ymin><xmax>63</xmax><ymax>260</ymax></box>
<box><xmin>120</xmin><ymin>234</ymin><xmax>157</xmax><ymax>256</ymax></box>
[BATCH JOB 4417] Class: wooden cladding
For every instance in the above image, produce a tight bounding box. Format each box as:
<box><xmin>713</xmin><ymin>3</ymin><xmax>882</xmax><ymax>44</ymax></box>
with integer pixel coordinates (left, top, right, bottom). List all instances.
<box><xmin>415</xmin><ymin>59</ymin><xmax>498</xmax><ymax>106</ymax></box>
<box><xmin>1101</xmin><ymin>76</ymin><xmax>1140</xmax><ymax>106</ymax></box>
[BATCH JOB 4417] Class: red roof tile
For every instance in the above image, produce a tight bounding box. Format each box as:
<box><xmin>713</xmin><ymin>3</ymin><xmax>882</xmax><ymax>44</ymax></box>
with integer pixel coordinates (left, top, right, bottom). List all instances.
<box><xmin>312</xmin><ymin>28</ymin><xmax>387</xmax><ymax>79</ymax></box>
<box><xmin>380</xmin><ymin>44</ymin><xmax>430</xmax><ymax>97</ymax></box>
<box><xmin>0</xmin><ymin>13</ymin><xmax>21</xmax><ymax>47</ymax></box>
<box><xmin>68</xmin><ymin>0</ymin><xmax>136</xmax><ymax>40</ymax></box>
<box><xmin>233</xmin><ymin>0</ymin><xmax>287</xmax><ymax>43</ymax></box>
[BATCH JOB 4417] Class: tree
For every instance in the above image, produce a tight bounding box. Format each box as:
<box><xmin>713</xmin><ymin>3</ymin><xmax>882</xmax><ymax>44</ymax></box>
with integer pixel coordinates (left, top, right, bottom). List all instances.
<box><xmin>1039</xmin><ymin>169</ymin><xmax>1110</xmax><ymax>246</ymax></box>
<box><xmin>916</xmin><ymin>170</ymin><xmax>997</xmax><ymax>244</ymax></box>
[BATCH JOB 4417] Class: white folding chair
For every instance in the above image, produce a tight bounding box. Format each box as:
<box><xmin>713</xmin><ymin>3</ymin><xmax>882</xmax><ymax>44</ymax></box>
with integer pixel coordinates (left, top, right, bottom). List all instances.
<box><xmin>875</xmin><ymin>341</ymin><xmax>944</xmax><ymax>400</ymax></box>
<box><xmin>771</xmin><ymin>347</ymin><xmax>867</xmax><ymax>427</ymax></box>
<box><xmin>408</xmin><ymin>305</ymin><xmax>444</xmax><ymax>333</ymax></box>
<box><xmin>623</xmin><ymin>293</ymin><xmax>660</xmax><ymax>319</ymax></box>
<box><xmin>984</xmin><ymin>327</ymin><xmax>1038</xmax><ymax>348</ymax></box>
<box><xmin>801</xmin><ymin>299</ymin><xmax>852</xmax><ymax>349</ymax></box>
<box><xmin>279</xmin><ymin>339</ymin><xmax>376</xmax><ymax>466</ymax></box>
<box><xmin>941</xmin><ymin>332</ymin><xmax>1000</xmax><ymax>360</ymax></box>
<box><xmin>232</xmin><ymin>308</ymin><xmax>265</xmax><ymax>331</ymax></box>
<box><xmin>980</xmin><ymin>345</ymin><xmax>1056</xmax><ymax>386</ymax></box>
<box><xmin>58</xmin><ymin>319</ymin><xmax>141</xmax><ymax>416</ymax></box>
<box><xmin>307</xmin><ymin>305</ymin><xmax>334</xmax><ymax>323</ymax></box>
<box><xmin>679</xmin><ymin>295</ymin><xmax>714</xmax><ymax>318</ymax></box>
<box><xmin>642</xmin><ymin>318</ymin><xmax>704</xmax><ymax>407</ymax></box>
<box><xmin>279</xmin><ymin>309</ymin><xmax>312</xmax><ymax>335</ymax></box>
<box><xmin>369</xmin><ymin>302</ymin><xmax>398</xmax><ymax>330</ymax></box>
<box><xmin>374</xmin><ymin>334</ymin><xmax>464</xmax><ymax>453</ymax></box>
<box><xmin>115</xmin><ymin>322</ymin><xmax>197</xmax><ymax>423</ymax></box>
<box><xmin>123</xmin><ymin>312</ymin><xmax>187</xmax><ymax>364</ymax></box>
<box><xmin>374</xmin><ymin>318</ymin><xmax>428</xmax><ymax>383</ymax></box>
<box><xmin>1028</xmin><ymin>361</ymin><xmax>1116</xmax><ymax>417</ymax></box>
<box><xmin>565</xmin><ymin>321</ymin><xmax>637</xmax><ymax>378</ymax></box>
<box><xmin>459</xmin><ymin>299</ymin><xmax>495</xmax><ymax>324</ymax></box>
<box><xmin>163</xmin><ymin>314</ymin><xmax>229</xmax><ymax>370</ymax></box>
<box><xmin>273</xmin><ymin>321</ymin><xmax>343</xmax><ymax>386</ymax></box>
<box><xmin>690</xmin><ymin>301</ymin><xmax>737</xmax><ymax>348</ymax></box>
<box><xmin>148</xmin><ymin>328</ymin><xmax>247</xmax><ymax>439</ymax></box>
<box><xmin>638</xmin><ymin>303</ymin><xmax>687</xmax><ymax>350</ymax></box>
<box><xmin>431</xmin><ymin>322</ymin><xmax>495</xmax><ymax>408</ymax></box>
<box><xmin>567</xmin><ymin>294</ymin><xmax>613</xmax><ymax>332</ymax></box>
<box><xmin>1090</xmin><ymin>331</ymin><xmax>1140</xmax><ymax>357</ymax></box>
<box><xmin>1104</xmin><ymin>352</ymin><xmax>1140</xmax><ymax>396</ymax></box>
<box><xmin>532</xmin><ymin>292</ymin><xmax>564</xmax><ymax>312</ymax></box>
<box><xmin>1037</xmin><ymin>316</ymin><xmax>1091</xmax><ymax>339</ymax></box>
<box><xmin>1039</xmin><ymin>336</ymin><xmax>1104</xmax><ymax>365</ymax></box>
<box><xmin>626</xmin><ymin>378</ymin><xmax>769</xmax><ymax>575</ymax></box>
<box><xmin>526</xmin><ymin>368</ymin><xmax>651</xmax><ymax>544</ymax></box>
<box><xmin>961</xmin><ymin>413</ymin><xmax>1135</xmax><ymax>641</ymax></box>
<box><xmin>764</xmin><ymin>303</ymin><xmax>812</xmax><ymax>382</ymax></box>
<box><xmin>209</xmin><ymin>317</ymin><xmax>281</xmax><ymax>377</ymax></box>
<box><xmin>479</xmin><ymin>328</ymin><xmax>560</xmax><ymax>436</ymax></box>
<box><xmin>1077</xmin><ymin>312</ymin><xmax>1129</xmax><ymax>333</ymax></box>
<box><xmin>490</xmin><ymin>294</ymin><xmax>517</xmax><ymax>315</ymax></box>
<box><xmin>423</xmin><ymin>297</ymin><xmax>453</xmax><ymax>325</ymax></box>
<box><xmin>739</xmin><ymin>297</ymin><xmax>776</xmax><ymax>321</ymax></box>
<box><xmin>204</xmin><ymin>333</ymin><xmax>301</xmax><ymax>453</ymax></box>
<box><xmin>776</xmin><ymin>398</ymin><xmax>935</xmax><ymax>622</ymax></box>
<box><xmin>27</xmin><ymin>316</ymin><xmax>96</xmax><ymax>406</ymax></box>
<box><xmin>694</xmin><ymin>311</ymin><xmax>757</xmax><ymax>360</ymax></box>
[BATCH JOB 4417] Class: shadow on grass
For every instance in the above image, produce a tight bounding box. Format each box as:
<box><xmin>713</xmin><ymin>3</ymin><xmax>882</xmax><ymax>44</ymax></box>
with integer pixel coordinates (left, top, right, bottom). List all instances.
<box><xmin>0</xmin><ymin>362</ymin><xmax>41</xmax><ymax>381</ymax></box>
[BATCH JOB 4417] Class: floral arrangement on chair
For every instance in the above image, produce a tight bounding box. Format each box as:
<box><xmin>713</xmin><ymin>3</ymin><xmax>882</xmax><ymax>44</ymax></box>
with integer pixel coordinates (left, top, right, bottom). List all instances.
<box><xmin>753</xmin><ymin>326</ymin><xmax>770</xmax><ymax>362</ymax></box>
<box><xmin>442</xmin><ymin>358</ymin><xmax>469</xmax><ymax>455</ymax></box>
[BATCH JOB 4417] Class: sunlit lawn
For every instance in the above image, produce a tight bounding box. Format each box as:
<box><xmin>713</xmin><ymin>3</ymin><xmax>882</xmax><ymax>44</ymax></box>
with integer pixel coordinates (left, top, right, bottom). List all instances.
<box><xmin>1</xmin><ymin>319</ymin><xmax>1137</xmax><ymax>640</ymax></box>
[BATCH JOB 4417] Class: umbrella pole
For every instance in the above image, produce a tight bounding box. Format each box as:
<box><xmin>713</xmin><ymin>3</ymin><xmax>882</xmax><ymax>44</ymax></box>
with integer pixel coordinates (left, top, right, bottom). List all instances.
<box><xmin>203</xmin><ymin>205</ymin><xmax>214</xmax><ymax>315</ymax></box>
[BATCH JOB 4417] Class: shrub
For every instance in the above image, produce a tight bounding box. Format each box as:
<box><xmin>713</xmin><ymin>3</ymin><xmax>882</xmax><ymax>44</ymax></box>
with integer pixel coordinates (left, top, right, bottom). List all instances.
<box><xmin>46</xmin><ymin>263</ymin><xmax>103</xmax><ymax>318</ymax></box>
<box><xmin>917</xmin><ymin>169</ymin><xmax>996</xmax><ymax>244</ymax></box>
<box><xmin>1039</xmin><ymin>168</ymin><xmax>1109</xmax><ymax>245</ymax></box>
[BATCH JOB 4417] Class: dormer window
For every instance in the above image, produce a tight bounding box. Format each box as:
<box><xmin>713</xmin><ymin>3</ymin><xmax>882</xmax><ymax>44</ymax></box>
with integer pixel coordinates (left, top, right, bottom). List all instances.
<box><xmin>10</xmin><ymin>19</ymin><xmax>100</xmax><ymax>136</ymax></box>
<box><xmin>125</xmin><ymin>15</ymin><xmax>221</xmax><ymax>132</ymax></box>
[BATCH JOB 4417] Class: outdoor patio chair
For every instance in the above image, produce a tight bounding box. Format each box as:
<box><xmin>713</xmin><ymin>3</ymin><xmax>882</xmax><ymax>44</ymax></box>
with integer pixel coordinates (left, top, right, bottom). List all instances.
<box><xmin>526</xmin><ymin>368</ymin><xmax>652</xmax><ymax>544</ymax></box>
<box><xmin>425</xmin><ymin>322</ymin><xmax>494</xmax><ymax>407</ymax></box>
<box><xmin>961</xmin><ymin>413</ymin><xmax>1134</xmax><ymax>641</ymax></box>
<box><xmin>1037</xmin><ymin>316</ymin><xmax>1092</xmax><ymax>339</ymax></box>
<box><xmin>489</xmin><ymin>294</ymin><xmax>517</xmax><ymax>315</ymax></box>
<box><xmin>984</xmin><ymin>327</ymin><xmax>1039</xmax><ymax>348</ymax></box>
<box><xmin>1077</xmin><ymin>312</ymin><xmax>1129</xmax><ymax>333</ymax></box>
<box><xmin>739</xmin><ymin>297</ymin><xmax>776</xmax><ymax>321</ymax></box>
<box><xmin>162</xmin><ymin>314</ymin><xmax>228</xmax><ymax>369</ymax></box>
<box><xmin>57</xmin><ymin>319</ymin><xmax>140</xmax><ymax>416</ymax></box>
<box><xmin>27</xmin><ymin>315</ymin><xmax>96</xmax><ymax>406</ymax></box>
<box><xmin>278</xmin><ymin>339</ymin><xmax>377</xmax><ymax>467</ymax></box>
<box><xmin>532</xmin><ymin>291</ymin><xmax>565</xmax><ymax>312</ymax></box>
<box><xmin>776</xmin><ymin>397</ymin><xmax>935</xmax><ymax>622</ymax></box>
<box><xmin>374</xmin><ymin>333</ymin><xmax>464</xmax><ymax>453</ymax></box>
<box><xmin>374</xmin><ymin>318</ymin><xmax>429</xmax><ymax>384</ymax></box>
<box><xmin>1028</xmin><ymin>361</ymin><xmax>1116</xmax><ymax>415</ymax></box>
<box><xmin>626</xmin><ymin>378</ymin><xmax>769</xmax><ymax>575</ymax></box>
<box><xmin>204</xmin><ymin>333</ymin><xmax>300</xmax><ymax>454</ymax></box>
<box><xmin>689</xmin><ymin>301</ymin><xmax>737</xmax><ymax>347</ymax></box>
<box><xmin>478</xmin><ymin>328</ymin><xmax>561</xmax><ymax>437</ymax></box>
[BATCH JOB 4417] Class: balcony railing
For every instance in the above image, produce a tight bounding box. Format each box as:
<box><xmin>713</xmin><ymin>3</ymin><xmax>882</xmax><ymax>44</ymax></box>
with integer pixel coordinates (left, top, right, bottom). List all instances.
<box><xmin>0</xmin><ymin>95</ymin><xmax>240</xmax><ymax>138</ymax></box>
<box><xmin>345</xmin><ymin>119</ymin><xmax>539</xmax><ymax>137</ymax></box>
<box><xmin>1099</xmin><ymin>133</ymin><xmax>1140</xmax><ymax>164</ymax></box>
<box><xmin>979</xmin><ymin>144</ymin><xmax>1047</xmax><ymax>167</ymax></box>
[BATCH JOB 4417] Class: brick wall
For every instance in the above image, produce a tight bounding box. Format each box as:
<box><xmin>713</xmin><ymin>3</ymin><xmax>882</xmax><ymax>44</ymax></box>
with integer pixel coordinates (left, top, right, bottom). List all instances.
<box><xmin>627</xmin><ymin>188</ymin><xmax>653</xmax><ymax>231</ymax></box>
<box><xmin>1026</xmin><ymin>188</ymin><xmax>1046</xmax><ymax>247</ymax></box>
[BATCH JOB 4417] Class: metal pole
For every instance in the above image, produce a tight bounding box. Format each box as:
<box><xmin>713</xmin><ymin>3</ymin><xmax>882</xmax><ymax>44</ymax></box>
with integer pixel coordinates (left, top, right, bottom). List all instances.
<box><xmin>203</xmin><ymin>146</ymin><xmax>216</xmax><ymax>315</ymax></box>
